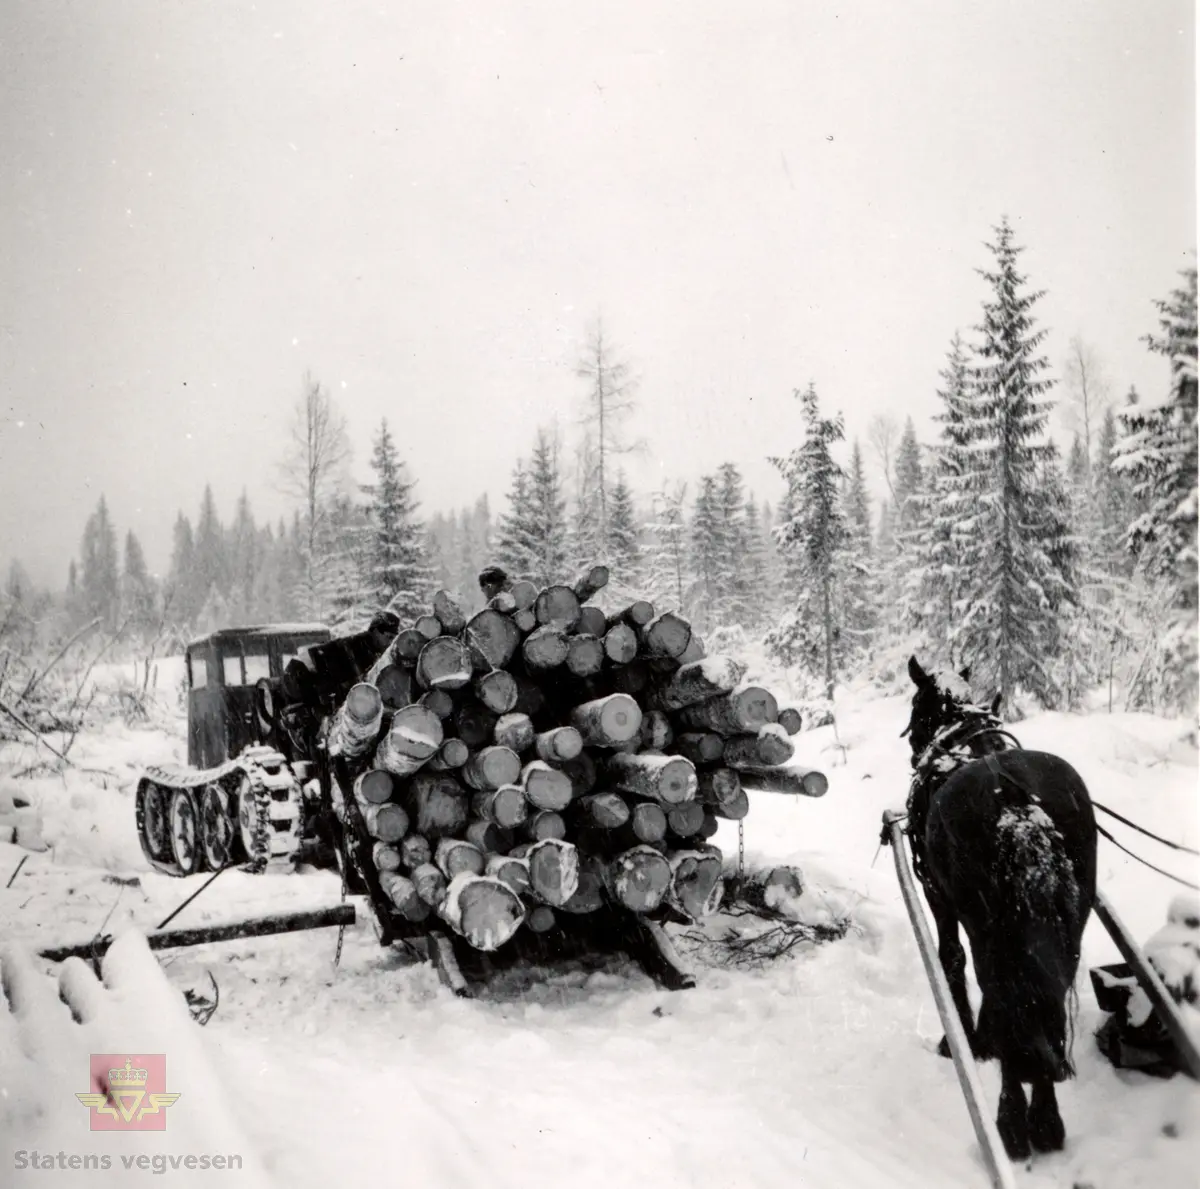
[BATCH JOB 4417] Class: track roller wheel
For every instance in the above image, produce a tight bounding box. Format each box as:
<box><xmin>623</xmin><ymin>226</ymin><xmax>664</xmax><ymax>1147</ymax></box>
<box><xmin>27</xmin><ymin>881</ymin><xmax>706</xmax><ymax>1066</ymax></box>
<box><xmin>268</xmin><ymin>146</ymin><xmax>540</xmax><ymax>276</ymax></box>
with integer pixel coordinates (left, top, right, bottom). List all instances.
<box><xmin>137</xmin><ymin>780</ymin><xmax>174</xmax><ymax>866</ymax></box>
<box><xmin>234</xmin><ymin>773</ymin><xmax>264</xmax><ymax>867</ymax></box>
<box><xmin>168</xmin><ymin>787</ymin><xmax>206</xmax><ymax>875</ymax></box>
<box><xmin>199</xmin><ymin>783</ymin><xmax>238</xmax><ymax>870</ymax></box>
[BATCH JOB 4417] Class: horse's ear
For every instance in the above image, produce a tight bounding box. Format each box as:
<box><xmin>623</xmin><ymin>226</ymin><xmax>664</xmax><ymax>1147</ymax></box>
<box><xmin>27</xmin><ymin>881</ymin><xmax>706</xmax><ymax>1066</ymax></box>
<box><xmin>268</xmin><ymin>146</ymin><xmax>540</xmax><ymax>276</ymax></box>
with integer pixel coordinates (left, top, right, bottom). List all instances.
<box><xmin>959</xmin><ymin>666</ymin><xmax>971</xmax><ymax>684</ymax></box>
<box><xmin>908</xmin><ymin>656</ymin><xmax>929</xmax><ymax>686</ymax></box>
<box><xmin>990</xmin><ymin>691</ymin><xmax>1002</xmax><ymax>716</ymax></box>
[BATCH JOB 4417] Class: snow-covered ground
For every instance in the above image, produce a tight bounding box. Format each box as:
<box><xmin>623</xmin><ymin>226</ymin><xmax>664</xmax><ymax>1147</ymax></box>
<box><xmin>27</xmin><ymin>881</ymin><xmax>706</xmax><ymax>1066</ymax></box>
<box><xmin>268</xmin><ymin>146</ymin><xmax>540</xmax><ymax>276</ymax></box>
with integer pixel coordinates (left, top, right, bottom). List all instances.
<box><xmin>1</xmin><ymin>670</ymin><xmax>1198</xmax><ymax>1188</ymax></box>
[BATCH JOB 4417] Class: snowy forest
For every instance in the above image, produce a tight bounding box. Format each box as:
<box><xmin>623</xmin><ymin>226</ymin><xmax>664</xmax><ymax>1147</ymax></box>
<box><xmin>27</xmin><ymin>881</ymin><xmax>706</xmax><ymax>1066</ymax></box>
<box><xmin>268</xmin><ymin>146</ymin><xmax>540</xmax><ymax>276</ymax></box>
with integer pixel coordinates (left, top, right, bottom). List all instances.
<box><xmin>2</xmin><ymin>220</ymin><xmax>1196</xmax><ymax>719</ymax></box>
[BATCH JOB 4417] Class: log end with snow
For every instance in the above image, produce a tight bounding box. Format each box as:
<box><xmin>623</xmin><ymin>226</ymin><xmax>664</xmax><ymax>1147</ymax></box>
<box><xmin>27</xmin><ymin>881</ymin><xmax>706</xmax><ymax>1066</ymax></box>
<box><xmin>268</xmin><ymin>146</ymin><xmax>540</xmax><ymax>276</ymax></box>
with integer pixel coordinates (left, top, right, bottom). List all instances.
<box><xmin>439</xmin><ymin>873</ymin><xmax>526</xmax><ymax>951</ymax></box>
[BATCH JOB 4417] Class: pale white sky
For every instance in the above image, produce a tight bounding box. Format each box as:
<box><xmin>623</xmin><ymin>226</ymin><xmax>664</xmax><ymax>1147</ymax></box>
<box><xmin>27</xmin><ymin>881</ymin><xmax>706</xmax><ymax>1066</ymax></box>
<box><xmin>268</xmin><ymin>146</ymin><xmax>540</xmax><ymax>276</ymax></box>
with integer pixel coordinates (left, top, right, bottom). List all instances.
<box><xmin>0</xmin><ymin>0</ymin><xmax>1194</xmax><ymax>584</ymax></box>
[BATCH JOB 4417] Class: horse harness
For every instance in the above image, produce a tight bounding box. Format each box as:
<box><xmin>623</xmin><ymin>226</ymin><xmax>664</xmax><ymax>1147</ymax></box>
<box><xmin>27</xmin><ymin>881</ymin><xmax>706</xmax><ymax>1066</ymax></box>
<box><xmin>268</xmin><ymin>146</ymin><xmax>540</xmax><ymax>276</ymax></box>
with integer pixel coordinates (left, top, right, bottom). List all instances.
<box><xmin>902</xmin><ymin>711</ymin><xmax>1024</xmax><ymax>885</ymax></box>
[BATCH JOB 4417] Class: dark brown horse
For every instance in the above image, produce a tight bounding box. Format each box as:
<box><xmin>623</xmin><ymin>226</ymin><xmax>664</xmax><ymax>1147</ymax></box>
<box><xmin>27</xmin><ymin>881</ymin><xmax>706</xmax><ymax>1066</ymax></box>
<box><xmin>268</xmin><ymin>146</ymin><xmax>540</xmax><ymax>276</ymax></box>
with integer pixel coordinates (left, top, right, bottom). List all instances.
<box><xmin>903</xmin><ymin>657</ymin><xmax>1097</xmax><ymax>1160</ymax></box>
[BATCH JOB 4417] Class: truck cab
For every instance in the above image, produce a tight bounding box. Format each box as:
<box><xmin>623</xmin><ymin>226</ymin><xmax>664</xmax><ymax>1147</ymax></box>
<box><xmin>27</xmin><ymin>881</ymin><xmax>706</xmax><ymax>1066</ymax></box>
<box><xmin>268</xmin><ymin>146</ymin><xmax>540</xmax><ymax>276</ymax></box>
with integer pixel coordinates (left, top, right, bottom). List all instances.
<box><xmin>185</xmin><ymin>625</ymin><xmax>331</xmax><ymax>769</ymax></box>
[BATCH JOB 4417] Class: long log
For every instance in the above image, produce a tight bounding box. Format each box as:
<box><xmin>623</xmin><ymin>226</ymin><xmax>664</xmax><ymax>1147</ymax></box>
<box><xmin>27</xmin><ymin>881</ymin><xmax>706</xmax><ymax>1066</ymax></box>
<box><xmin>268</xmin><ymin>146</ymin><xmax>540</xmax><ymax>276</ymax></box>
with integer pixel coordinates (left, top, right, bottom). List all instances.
<box><xmin>375</xmin><ymin>664</ymin><xmax>415</xmax><ymax>710</ymax></box>
<box><xmin>606</xmin><ymin>753</ymin><xmax>697</xmax><ymax>805</ymax></box>
<box><xmin>399</xmin><ymin>834</ymin><xmax>432</xmax><ymax>870</ymax></box>
<box><xmin>330</xmin><ymin>683</ymin><xmax>384</xmax><ymax>759</ymax></box>
<box><xmin>526</xmin><ymin>837</ymin><xmax>580</xmax><ymax>906</ymax></box>
<box><xmin>561</xmin><ymin>751</ymin><xmax>598</xmax><ymax>798</ymax></box>
<box><xmin>535</xmin><ymin>726</ymin><xmax>583</xmax><ymax>764</ymax></box>
<box><xmin>391</xmin><ymin>628</ymin><xmax>427</xmax><ymax>663</ymax></box>
<box><xmin>639</xmin><ymin>709</ymin><xmax>674</xmax><ymax>751</ymax></box>
<box><xmin>666</xmin><ymin>800</ymin><xmax>706</xmax><ymax>838</ymax></box>
<box><xmin>418</xmin><ymin>688</ymin><xmax>455</xmax><ymax>719</ymax></box>
<box><xmin>605</xmin><ymin>846</ymin><xmax>672</xmax><ymax>913</ymax></box>
<box><xmin>379</xmin><ymin>872</ymin><xmax>431</xmax><ymax>922</ymax></box>
<box><xmin>416</xmin><ymin>636</ymin><xmax>473</xmax><ymax>691</ymax></box>
<box><xmin>439</xmin><ymin>873</ymin><xmax>526</xmax><ymax>951</ymax></box>
<box><xmin>523</xmin><ymin>625</ymin><xmax>569</xmax><ymax>671</ymax></box>
<box><xmin>494</xmin><ymin>711</ymin><xmax>535</xmax><ymax>753</ymax></box>
<box><xmin>534</xmin><ymin>585</ymin><xmax>581</xmax><ymax>630</ymax></box>
<box><xmin>576</xmin><ymin>605</ymin><xmax>608</xmax><ymax>638</ymax></box>
<box><xmin>363</xmin><ymin>802</ymin><xmax>409</xmax><ymax>843</ymax></box>
<box><xmin>486</xmin><ymin>854</ymin><xmax>531</xmax><ymax>896</ymax></box>
<box><xmin>566</xmin><ymin>633</ymin><xmax>605</xmax><ymax>677</ymax></box>
<box><xmin>38</xmin><ymin>906</ymin><xmax>358</xmax><ymax>963</ymax></box>
<box><xmin>435</xmin><ymin>837</ymin><xmax>486</xmax><ymax>879</ymax></box>
<box><xmin>374</xmin><ymin>704</ymin><xmax>443</xmax><ymax>777</ymax></box>
<box><xmin>722</xmin><ymin>724</ymin><xmax>795</xmax><ymax>768</ymax></box>
<box><xmin>737</xmin><ymin>767</ymin><xmax>829</xmax><ymax>798</ymax></box>
<box><xmin>475</xmin><ymin>669</ymin><xmax>519</xmax><ymax>714</ymax></box>
<box><xmin>454</xmin><ymin>699</ymin><xmax>499</xmax><ymax>749</ymax></box>
<box><xmin>471</xmin><ymin>784</ymin><xmax>528</xmax><ymax>829</ymax></box>
<box><xmin>521</xmin><ymin>760</ymin><xmax>573</xmax><ymax>812</ymax></box>
<box><xmin>573</xmin><ymin>564</ymin><xmax>610</xmax><ymax>602</ymax></box>
<box><xmin>574</xmin><ymin>792</ymin><xmax>631</xmax><ymax>829</ymax></box>
<box><xmin>354</xmin><ymin>769</ymin><xmax>394</xmax><ymax>806</ymax></box>
<box><xmin>777</xmin><ymin>706</ymin><xmax>804</xmax><ymax>736</ymax></box>
<box><xmin>675</xmin><ymin>684</ymin><xmax>779</xmax><ymax>734</ymax></box>
<box><xmin>427</xmin><ymin>737</ymin><xmax>470</xmax><ymax>771</ymax></box>
<box><xmin>606</xmin><ymin>601</ymin><xmax>655</xmax><ymax>630</ymax></box>
<box><xmin>407</xmin><ymin>772</ymin><xmax>470</xmax><ymax>838</ymax></box>
<box><xmin>462</xmin><ymin>745</ymin><xmax>522</xmax><ymax>791</ymax></box>
<box><xmin>602</xmin><ymin>623</ymin><xmax>639</xmax><ymax>664</ymax></box>
<box><xmin>651</xmin><ymin>656</ymin><xmax>743</xmax><ymax>712</ymax></box>
<box><xmin>432</xmin><ymin>589</ymin><xmax>468</xmax><ymax>635</ymax></box>
<box><xmin>697</xmin><ymin>767</ymin><xmax>742</xmax><ymax>808</ymax></box>
<box><xmin>668</xmin><ymin>851</ymin><xmax>724</xmax><ymax>921</ymax></box>
<box><xmin>672</xmin><ymin>732</ymin><xmax>725</xmax><ymax>765</ymax></box>
<box><xmin>639</xmin><ymin>611</ymin><xmax>692</xmax><ymax>659</ymax></box>
<box><xmin>509</xmin><ymin>579</ymin><xmax>538</xmax><ymax>611</ymax></box>
<box><xmin>559</xmin><ymin>857</ymin><xmax>605</xmax><ymax>914</ymax></box>
<box><xmin>372</xmin><ymin>841</ymin><xmax>403</xmax><ymax>872</ymax></box>
<box><xmin>464</xmin><ymin>609</ymin><xmax>521</xmax><ymax>670</ymax></box>
<box><xmin>569</xmin><ymin>693</ymin><xmax>642</xmax><ymax>747</ymax></box>
<box><xmin>412</xmin><ymin>862</ymin><xmax>448</xmax><ymax>907</ymax></box>
<box><xmin>626</xmin><ymin>801</ymin><xmax>668</xmax><ymax>844</ymax></box>
<box><xmin>465</xmin><ymin>819</ymin><xmax>507</xmax><ymax>854</ymax></box>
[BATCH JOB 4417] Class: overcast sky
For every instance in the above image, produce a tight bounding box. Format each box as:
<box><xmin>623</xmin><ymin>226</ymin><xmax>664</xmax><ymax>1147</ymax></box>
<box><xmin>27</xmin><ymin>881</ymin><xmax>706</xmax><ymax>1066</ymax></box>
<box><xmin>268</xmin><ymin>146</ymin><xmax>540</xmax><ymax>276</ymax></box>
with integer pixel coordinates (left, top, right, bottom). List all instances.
<box><xmin>0</xmin><ymin>0</ymin><xmax>1194</xmax><ymax>586</ymax></box>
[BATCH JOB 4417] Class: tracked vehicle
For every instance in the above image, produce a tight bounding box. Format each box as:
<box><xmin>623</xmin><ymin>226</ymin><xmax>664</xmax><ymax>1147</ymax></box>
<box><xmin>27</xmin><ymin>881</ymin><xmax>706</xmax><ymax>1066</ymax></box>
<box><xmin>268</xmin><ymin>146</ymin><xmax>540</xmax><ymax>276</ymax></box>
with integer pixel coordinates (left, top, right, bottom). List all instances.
<box><xmin>135</xmin><ymin>622</ymin><xmax>373</xmax><ymax>877</ymax></box>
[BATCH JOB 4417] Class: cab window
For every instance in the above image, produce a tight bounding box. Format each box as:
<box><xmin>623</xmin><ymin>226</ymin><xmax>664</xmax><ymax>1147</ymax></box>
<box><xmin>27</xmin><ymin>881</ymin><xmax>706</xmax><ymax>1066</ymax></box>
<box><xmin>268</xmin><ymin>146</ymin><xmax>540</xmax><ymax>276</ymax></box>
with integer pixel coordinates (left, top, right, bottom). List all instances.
<box><xmin>188</xmin><ymin>653</ymin><xmax>209</xmax><ymax>690</ymax></box>
<box><xmin>244</xmin><ymin>652</ymin><xmax>270</xmax><ymax>683</ymax></box>
<box><xmin>223</xmin><ymin>655</ymin><xmax>244</xmax><ymax>686</ymax></box>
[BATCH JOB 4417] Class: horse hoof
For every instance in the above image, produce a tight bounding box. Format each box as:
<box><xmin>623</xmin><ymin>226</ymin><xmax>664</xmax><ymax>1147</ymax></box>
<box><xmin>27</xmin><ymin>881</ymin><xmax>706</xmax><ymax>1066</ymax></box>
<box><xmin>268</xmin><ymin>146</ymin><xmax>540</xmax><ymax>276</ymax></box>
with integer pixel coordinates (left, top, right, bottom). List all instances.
<box><xmin>1029</xmin><ymin>1110</ymin><xmax>1066</xmax><ymax>1154</ymax></box>
<box><xmin>999</xmin><ymin>1123</ymin><xmax>1031</xmax><ymax>1163</ymax></box>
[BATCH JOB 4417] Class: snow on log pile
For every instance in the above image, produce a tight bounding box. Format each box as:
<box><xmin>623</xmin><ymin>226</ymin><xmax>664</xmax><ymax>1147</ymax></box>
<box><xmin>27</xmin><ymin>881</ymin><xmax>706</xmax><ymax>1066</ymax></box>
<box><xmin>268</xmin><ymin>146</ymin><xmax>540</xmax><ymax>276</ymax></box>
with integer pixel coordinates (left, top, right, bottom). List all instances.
<box><xmin>325</xmin><ymin>564</ymin><xmax>827</xmax><ymax>954</ymax></box>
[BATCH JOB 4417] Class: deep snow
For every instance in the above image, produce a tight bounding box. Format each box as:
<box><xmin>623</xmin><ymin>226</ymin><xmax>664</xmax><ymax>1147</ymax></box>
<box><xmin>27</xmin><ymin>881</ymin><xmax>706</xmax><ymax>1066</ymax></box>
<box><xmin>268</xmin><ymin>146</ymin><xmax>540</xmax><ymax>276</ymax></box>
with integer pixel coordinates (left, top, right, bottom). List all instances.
<box><xmin>1</xmin><ymin>660</ymin><xmax>1198</xmax><ymax>1188</ymax></box>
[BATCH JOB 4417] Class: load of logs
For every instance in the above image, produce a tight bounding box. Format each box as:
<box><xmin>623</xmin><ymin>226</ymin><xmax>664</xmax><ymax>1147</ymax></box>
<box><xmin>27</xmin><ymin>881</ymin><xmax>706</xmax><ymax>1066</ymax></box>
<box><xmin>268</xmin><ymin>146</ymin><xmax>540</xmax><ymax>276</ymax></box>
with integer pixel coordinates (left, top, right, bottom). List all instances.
<box><xmin>323</xmin><ymin>564</ymin><xmax>827</xmax><ymax>956</ymax></box>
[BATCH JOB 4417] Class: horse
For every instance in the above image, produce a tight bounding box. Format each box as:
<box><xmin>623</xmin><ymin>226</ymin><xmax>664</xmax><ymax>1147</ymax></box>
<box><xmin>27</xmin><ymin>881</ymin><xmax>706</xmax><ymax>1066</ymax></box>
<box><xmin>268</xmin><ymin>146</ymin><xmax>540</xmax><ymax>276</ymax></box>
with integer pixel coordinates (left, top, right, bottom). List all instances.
<box><xmin>902</xmin><ymin>656</ymin><xmax>1097</xmax><ymax>1161</ymax></box>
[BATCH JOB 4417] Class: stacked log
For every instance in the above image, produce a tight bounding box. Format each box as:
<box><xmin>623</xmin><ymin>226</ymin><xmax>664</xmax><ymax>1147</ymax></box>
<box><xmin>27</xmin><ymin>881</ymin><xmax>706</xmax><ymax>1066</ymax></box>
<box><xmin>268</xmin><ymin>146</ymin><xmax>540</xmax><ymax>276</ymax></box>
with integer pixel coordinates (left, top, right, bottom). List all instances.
<box><xmin>326</xmin><ymin>565</ymin><xmax>827</xmax><ymax>956</ymax></box>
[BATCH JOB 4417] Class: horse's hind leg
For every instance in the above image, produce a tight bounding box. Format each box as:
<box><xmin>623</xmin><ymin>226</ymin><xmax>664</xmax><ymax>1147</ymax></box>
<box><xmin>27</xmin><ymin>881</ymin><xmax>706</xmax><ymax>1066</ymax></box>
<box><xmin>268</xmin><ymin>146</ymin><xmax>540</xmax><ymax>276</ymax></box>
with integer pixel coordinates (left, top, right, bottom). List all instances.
<box><xmin>928</xmin><ymin>892</ymin><xmax>976</xmax><ymax>1057</ymax></box>
<box><xmin>1027</xmin><ymin>1076</ymin><xmax>1065</xmax><ymax>1154</ymax></box>
<box><xmin>996</xmin><ymin>1060</ymin><xmax>1031</xmax><ymax>1161</ymax></box>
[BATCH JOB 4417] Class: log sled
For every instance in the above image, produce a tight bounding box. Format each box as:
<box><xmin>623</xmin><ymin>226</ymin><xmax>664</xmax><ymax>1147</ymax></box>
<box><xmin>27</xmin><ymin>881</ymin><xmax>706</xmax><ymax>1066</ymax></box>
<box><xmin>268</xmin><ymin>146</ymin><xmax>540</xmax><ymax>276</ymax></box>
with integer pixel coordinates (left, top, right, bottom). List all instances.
<box><xmin>314</xmin><ymin>563</ymin><xmax>828</xmax><ymax>997</ymax></box>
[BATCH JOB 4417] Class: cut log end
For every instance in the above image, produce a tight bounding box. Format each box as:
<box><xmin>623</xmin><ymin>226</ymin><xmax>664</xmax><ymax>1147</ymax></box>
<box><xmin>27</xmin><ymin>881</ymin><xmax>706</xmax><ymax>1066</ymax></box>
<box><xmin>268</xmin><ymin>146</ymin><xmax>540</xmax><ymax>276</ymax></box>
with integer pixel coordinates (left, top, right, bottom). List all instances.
<box><xmin>440</xmin><ymin>874</ymin><xmax>526</xmax><ymax>951</ymax></box>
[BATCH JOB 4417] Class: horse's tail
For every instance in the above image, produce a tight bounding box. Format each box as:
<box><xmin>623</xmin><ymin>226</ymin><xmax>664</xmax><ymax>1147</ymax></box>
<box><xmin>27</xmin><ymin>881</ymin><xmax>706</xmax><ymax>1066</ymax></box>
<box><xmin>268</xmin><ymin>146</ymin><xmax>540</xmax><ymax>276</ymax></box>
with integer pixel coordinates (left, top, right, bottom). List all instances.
<box><xmin>989</xmin><ymin>800</ymin><xmax>1085</xmax><ymax>1082</ymax></box>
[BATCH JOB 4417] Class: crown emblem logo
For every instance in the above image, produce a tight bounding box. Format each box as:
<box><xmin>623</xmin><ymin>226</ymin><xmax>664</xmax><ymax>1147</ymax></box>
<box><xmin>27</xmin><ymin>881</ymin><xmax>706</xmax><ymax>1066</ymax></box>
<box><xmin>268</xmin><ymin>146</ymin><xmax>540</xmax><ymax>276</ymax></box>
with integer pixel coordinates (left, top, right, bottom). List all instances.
<box><xmin>108</xmin><ymin>1059</ymin><xmax>148</xmax><ymax>1088</ymax></box>
<box><xmin>77</xmin><ymin>1054</ymin><xmax>179</xmax><ymax>1131</ymax></box>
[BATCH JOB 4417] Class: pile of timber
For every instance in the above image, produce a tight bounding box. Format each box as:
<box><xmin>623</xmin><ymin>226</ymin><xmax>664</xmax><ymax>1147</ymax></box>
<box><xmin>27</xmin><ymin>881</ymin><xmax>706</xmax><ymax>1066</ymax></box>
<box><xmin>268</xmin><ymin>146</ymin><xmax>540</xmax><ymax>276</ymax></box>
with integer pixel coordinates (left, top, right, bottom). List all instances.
<box><xmin>325</xmin><ymin>564</ymin><xmax>827</xmax><ymax>955</ymax></box>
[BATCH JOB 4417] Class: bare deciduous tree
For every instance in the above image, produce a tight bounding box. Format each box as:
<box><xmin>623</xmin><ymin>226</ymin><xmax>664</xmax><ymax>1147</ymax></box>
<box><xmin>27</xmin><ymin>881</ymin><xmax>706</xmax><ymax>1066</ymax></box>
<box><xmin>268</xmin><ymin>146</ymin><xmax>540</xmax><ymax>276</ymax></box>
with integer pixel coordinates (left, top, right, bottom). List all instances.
<box><xmin>1061</xmin><ymin>336</ymin><xmax>1112</xmax><ymax>465</ymax></box>
<box><xmin>866</xmin><ymin>413</ymin><xmax>898</xmax><ymax>500</ymax></box>
<box><xmin>574</xmin><ymin>319</ymin><xmax>640</xmax><ymax>552</ymax></box>
<box><xmin>279</xmin><ymin>372</ymin><xmax>352</xmax><ymax>618</ymax></box>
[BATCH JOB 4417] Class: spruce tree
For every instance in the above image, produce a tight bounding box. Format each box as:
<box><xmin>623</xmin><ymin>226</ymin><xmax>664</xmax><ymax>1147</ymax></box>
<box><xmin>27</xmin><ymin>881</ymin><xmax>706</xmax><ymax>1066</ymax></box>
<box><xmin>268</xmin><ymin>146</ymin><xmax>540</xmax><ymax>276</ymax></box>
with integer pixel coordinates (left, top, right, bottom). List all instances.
<box><xmin>1114</xmin><ymin>264</ymin><xmax>1198</xmax><ymax>712</ymax></box>
<box><xmin>950</xmin><ymin>219</ymin><xmax>1075</xmax><ymax>710</ymax></box>
<box><xmin>495</xmin><ymin>461</ymin><xmax>536</xmax><ymax>578</ymax></box>
<box><xmin>714</xmin><ymin>463</ymin><xmax>749</xmax><ymax>627</ymax></box>
<box><xmin>192</xmin><ymin>485</ymin><xmax>228</xmax><ymax>610</ymax></box>
<box><xmin>361</xmin><ymin>418</ymin><xmax>431</xmax><ymax>621</ymax></box>
<box><xmin>606</xmin><ymin>471</ymin><xmax>640</xmax><ymax>592</ymax></box>
<box><xmin>765</xmin><ymin>384</ymin><xmax>846</xmax><ymax>697</ymax></box>
<box><xmin>644</xmin><ymin>483</ymin><xmax>690</xmax><ymax>614</ymax></box>
<box><xmin>227</xmin><ymin>492</ymin><xmax>261</xmax><ymax>626</ymax></box>
<box><xmin>741</xmin><ymin>497</ymin><xmax>770</xmax><ymax>631</ymax></box>
<box><xmin>80</xmin><ymin>495</ymin><xmax>121</xmax><ymax>630</ymax></box>
<box><xmin>122</xmin><ymin>531</ymin><xmax>158</xmax><ymax>640</ymax></box>
<box><xmin>165</xmin><ymin>512</ymin><xmax>197</xmax><ymax>627</ymax></box>
<box><xmin>839</xmin><ymin>440</ymin><xmax>877</xmax><ymax>666</ymax></box>
<box><xmin>689</xmin><ymin>476</ymin><xmax>723</xmax><ymax>633</ymax></box>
